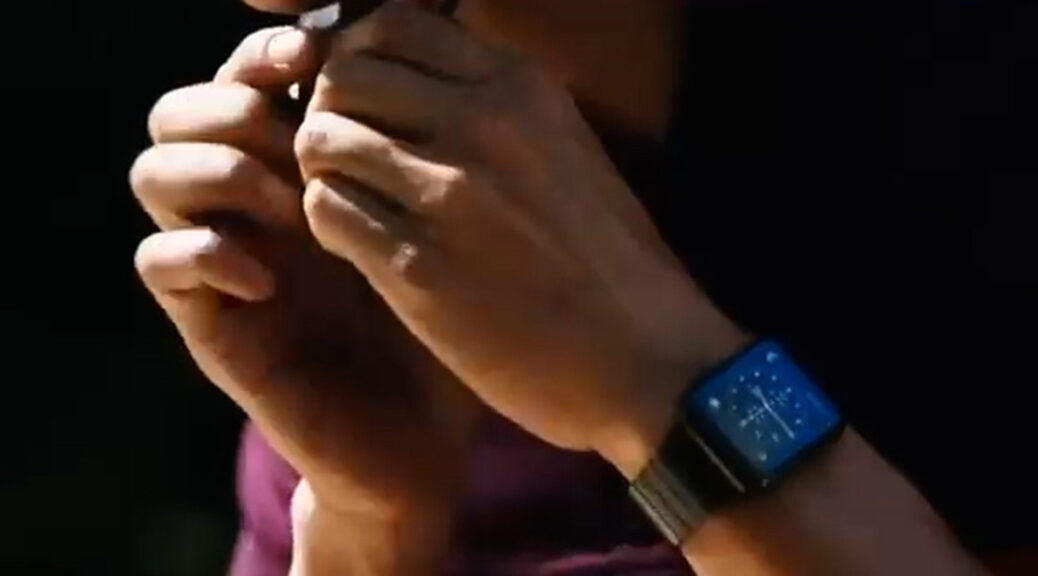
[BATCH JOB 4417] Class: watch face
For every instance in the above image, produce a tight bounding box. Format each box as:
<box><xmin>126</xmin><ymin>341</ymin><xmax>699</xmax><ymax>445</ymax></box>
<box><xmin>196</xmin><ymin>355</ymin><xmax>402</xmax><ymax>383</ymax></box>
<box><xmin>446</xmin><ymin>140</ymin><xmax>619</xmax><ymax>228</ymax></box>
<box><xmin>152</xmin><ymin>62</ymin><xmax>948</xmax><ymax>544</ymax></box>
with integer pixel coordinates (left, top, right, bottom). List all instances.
<box><xmin>687</xmin><ymin>341</ymin><xmax>842</xmax><ymax>480</ymax></box>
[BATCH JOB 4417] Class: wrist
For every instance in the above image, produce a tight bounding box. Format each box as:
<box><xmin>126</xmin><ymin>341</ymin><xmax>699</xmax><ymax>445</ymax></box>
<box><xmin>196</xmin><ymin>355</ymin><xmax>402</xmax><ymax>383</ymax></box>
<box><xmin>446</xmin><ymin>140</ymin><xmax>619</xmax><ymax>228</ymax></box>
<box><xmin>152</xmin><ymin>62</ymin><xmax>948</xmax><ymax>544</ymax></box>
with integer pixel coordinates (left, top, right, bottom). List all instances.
<box><xmin>596</xmin><ymin>291</ymin><xmax>751</xmax><ymax>480</ymax></box>
<box><xmin>290</xmin><ymin>481</ymin><xmax>455</xmax><ymax>576</ymax></box>
<box><xmin>681</xmin><ymin>430</ymin><xmax>986</xmax><ymax>576</ymax></box>
<box><xmin>679</xmin><ymin>430</ymin><xmax>865</xmax><ymax>574</ymax></box>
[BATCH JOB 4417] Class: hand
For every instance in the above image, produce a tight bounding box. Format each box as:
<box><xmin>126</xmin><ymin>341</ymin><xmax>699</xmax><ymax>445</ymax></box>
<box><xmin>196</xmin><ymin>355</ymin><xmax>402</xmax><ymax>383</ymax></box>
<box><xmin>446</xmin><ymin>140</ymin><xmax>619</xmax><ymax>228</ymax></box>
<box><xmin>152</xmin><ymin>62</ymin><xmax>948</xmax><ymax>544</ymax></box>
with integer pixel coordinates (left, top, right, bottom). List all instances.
<box><xmin>295</xmin><ymin>3</ymin><xmax>749</xmax><ymax>477</ymax></box>
<box><xmin>131</xmin><ymin>26</ymin><xmax>478</xmax><ymax>521</ymax></box>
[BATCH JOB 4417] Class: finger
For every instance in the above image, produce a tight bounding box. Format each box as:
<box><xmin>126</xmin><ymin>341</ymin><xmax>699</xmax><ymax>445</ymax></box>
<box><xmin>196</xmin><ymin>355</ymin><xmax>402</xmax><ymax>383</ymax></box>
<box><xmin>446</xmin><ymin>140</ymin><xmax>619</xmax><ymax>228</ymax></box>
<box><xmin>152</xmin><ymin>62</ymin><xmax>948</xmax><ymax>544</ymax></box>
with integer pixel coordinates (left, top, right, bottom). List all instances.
<box><xmin>215</xmin><ymin>26</ymin><xmax>319</xmax><ymax>88</ymax></box>
<box><xmin>296</xmin><ymin>111</ymin><xmax>453</xmax><ymax>211</ymax></box>
<box><xmin>148</xmin><ymin>83</ymin><xmax>297</xmax><ymax>173</ymax></box>
<box><xmin>336</xmin><ymin>1</ymin><xmax>498</xmax><ymax>81</ymax></box>
<box><xmin>303</xmin><ymin>176</ymin><xmax>425</xmax><ymax>281</ymax></box>
<box><xmin>241</xmin><ymin>0</ymin><xmax>329</xmax><ymax>15</ymax></box>
<box><xmin>310</xmin><ymin>53</ymin><xmax>454</xmax><ymax>136</ymax></box>
<box><xmin>131</xmin><ymin>143</ymin><xmax>303</xmax><ymax>230</ymax></box>
<box><xmin>136</xmin><ymin>228</ymin><xmax>276</xmax><ymax>304</ymax></box>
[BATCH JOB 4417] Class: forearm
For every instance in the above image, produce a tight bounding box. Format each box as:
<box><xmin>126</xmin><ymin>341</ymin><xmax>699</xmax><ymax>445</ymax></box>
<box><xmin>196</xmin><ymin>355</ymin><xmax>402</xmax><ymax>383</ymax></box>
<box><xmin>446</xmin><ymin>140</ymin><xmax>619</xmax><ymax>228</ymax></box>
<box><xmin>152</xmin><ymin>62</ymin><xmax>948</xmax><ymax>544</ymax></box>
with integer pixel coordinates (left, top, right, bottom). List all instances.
<box><xmin>591</xmin><ymin>294</ymin><xmax>991</xmax><ymax>576</ymax></box>
<box><xmin>681</xmin><ymin>429</ymin><xmax>989</xmax><ymax>576</ymax></box>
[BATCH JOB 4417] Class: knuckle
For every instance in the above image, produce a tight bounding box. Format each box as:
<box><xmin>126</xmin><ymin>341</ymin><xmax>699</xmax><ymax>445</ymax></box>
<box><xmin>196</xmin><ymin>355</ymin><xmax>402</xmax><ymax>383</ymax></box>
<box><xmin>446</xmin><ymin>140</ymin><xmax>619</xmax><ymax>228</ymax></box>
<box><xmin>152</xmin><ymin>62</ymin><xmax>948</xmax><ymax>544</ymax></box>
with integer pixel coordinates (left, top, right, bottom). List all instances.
<box><xmin>133</xmin><ymin>233</ymin><xmax>165</xmax><ymax>276</ymax></box>
<box><xmin>294</xmin><ymin>113</ymin><xmax>334</xmax><ymax>166</ymax></box>
<box><xmin>147</xmin><ymin>89</ymin><xmax>184</xmax><ymax>143</ymax></box>
<box><xmin>364</xmin><ymin>4</ymin><xmax>414</xmax><ymax>52</ymax></box>
<box><xmin>129</xmin><ymin>147</ymin><xmax>165</xmax><ymax>197</ymax></box>
<box><xmin>301</xmin><ymin>180</ymin><xmax>338</xmax><ymax>225</ymax></box>
<box><xmin>186</xmin><ymin>231</ymin><xmax>224</xmax><ymax>269</ymax></box>
<box><xmin>417</xmin><ymin>166</ymin><xmax>467</xmax><ymax>214</ymax></box>
<box><xmin>135</xmin><ymin>229</ymin><xmax>222</xmax><ymax>278</ymax></box>
<box><xmin>303</xmin><ymin>182</ymin><xmax>358</xmax><ymax>259</ymax></box>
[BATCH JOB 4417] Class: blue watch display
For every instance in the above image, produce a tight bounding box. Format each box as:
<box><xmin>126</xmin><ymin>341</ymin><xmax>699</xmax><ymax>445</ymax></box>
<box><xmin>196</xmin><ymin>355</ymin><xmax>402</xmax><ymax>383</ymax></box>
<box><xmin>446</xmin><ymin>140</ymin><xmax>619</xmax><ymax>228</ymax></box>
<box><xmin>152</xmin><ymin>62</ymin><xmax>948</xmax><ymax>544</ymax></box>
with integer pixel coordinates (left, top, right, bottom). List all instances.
<box><xmin>686</xmin><ymin>339</ymin><xmax>843</xmax><ymax>485</ymax></box>
<box><xmin>629</xmin><ymin>339</ymin><xmax>845</xmax><ymax>545</ymax></box>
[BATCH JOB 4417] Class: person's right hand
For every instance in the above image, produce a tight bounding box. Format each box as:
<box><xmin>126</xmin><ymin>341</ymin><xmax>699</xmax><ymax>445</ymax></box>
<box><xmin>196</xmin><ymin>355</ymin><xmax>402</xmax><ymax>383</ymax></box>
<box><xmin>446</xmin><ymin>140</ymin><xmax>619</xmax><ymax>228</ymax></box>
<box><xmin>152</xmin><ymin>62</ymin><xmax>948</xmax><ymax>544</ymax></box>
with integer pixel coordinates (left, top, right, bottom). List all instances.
<box><xmin>131</xmin><ymin>26</ymin><xmax>478</xmax><ymax>524</ymax></box>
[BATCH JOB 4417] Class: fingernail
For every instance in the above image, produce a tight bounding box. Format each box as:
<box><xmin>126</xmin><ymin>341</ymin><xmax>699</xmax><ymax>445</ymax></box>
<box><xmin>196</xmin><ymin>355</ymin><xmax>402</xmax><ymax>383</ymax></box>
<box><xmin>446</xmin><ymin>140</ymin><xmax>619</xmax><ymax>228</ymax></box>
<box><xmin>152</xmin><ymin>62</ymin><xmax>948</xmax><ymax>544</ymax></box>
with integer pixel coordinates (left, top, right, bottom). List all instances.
<box><xmin>266</xmin><ymin>28</ymin><xmax>308</xmax><ymax>68</ymax></box>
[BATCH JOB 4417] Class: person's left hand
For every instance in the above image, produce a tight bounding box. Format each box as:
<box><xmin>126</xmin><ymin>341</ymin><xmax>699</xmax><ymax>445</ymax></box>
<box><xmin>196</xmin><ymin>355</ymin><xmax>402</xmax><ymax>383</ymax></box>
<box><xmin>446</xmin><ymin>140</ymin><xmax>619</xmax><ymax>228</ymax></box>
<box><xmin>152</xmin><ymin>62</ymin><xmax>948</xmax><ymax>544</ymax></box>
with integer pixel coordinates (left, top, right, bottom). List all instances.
<box><xmin>296</xmin><ymin>2</ymin><xmax>749</xmax><ymax>477</ymax></box>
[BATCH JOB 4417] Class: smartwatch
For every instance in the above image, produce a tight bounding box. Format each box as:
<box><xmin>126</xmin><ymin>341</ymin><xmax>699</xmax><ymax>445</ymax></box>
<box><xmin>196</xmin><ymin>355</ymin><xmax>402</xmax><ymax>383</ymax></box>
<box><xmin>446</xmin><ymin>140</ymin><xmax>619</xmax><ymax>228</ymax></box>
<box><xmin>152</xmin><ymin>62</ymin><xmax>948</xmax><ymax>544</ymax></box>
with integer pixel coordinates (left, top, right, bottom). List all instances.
<box><xmin>630</xmin><ymin>339</ymin><xmax>845</xmax><ymax>545</ymax></box>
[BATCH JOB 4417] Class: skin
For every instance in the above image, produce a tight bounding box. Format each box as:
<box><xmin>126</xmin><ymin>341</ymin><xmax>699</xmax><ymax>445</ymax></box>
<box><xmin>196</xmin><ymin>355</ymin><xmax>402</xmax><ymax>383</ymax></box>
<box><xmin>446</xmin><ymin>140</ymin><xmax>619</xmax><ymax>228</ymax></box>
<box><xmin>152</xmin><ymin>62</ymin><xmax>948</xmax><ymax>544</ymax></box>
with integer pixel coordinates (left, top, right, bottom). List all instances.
<box><xmin>135</xmin><ymin>1</ymin><xmax>998</xmax><ymax>575</ymax></box>
<box><xmin>245</xmin><ymin>0</ymin><xmax>687</xmax><ymax>140</ymax></box>
<box><xmin>296</xmin><ymin>3</ymin><xmax>747</xmax><ymax>469</ymax></box>
<box><xmin>131</xmin><ymin>26</ymin><xmax>476</xmax><ymax>574</ymax></box>
<box><xmin>291</xmin><ymin>3</ymin><xmax>990</xmax><ymax>576</ymax></box>
<box><xmin>133</xmin><ymin>2</ymin><xmax>692</xmax><ymax>572</ymax></box>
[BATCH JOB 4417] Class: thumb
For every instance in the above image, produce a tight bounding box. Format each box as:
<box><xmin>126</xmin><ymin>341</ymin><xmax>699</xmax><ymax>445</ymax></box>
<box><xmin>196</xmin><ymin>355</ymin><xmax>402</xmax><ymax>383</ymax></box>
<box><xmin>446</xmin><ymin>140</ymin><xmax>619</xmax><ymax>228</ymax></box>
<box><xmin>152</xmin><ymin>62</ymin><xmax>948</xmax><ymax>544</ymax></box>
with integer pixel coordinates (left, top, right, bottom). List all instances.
<box><xmin>215</xmin><ymin>26</ymin><xmax>320</xmax><ymax>89</ymax></box>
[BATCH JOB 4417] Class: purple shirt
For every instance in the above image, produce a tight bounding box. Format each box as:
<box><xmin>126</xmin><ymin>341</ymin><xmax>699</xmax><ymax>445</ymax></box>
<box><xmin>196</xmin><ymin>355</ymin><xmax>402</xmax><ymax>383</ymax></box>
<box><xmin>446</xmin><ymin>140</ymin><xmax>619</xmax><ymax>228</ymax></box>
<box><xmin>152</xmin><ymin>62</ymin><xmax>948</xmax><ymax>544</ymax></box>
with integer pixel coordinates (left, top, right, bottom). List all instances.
<box><xmin>229</xmin><ymin>414</ymin><xmax>690</xmax><ymax>575</ymax></box>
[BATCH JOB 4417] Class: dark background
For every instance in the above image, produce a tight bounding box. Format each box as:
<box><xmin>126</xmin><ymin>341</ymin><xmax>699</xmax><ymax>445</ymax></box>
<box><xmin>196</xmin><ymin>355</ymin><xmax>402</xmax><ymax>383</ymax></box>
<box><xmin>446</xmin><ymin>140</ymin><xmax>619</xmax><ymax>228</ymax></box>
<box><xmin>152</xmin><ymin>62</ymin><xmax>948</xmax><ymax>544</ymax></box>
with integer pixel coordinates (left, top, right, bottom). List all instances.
<box><xmin>8</xmin><ymin>1</ymin><xmax>1037</xmax><ymax>575</ymax></box>
<box><xmin>9</xmin><ymin>2</ymin><xmax>296</xmax><ymax>575</ymax></box>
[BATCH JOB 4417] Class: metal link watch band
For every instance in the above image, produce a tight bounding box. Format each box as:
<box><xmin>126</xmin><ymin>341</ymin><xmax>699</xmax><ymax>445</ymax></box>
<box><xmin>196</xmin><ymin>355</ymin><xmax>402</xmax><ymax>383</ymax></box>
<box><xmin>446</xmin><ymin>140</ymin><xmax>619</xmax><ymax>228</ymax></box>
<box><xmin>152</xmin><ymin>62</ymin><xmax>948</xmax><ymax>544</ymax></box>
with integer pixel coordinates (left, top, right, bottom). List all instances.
<box><xmin>629</xmin><ymin>422</ymin><xmax>744</xmax><ymax>546</ymax></box>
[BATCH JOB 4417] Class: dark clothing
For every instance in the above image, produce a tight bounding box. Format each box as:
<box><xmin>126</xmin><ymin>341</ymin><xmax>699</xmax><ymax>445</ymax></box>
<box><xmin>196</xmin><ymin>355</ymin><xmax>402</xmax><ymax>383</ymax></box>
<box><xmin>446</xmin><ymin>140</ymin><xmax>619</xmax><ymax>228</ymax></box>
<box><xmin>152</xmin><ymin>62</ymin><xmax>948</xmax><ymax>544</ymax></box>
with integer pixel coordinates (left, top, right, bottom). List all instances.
<box><xmin>232</xmin><ymin>418</ymin><xmax>688</xmax><ymax>576</ymax></box>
